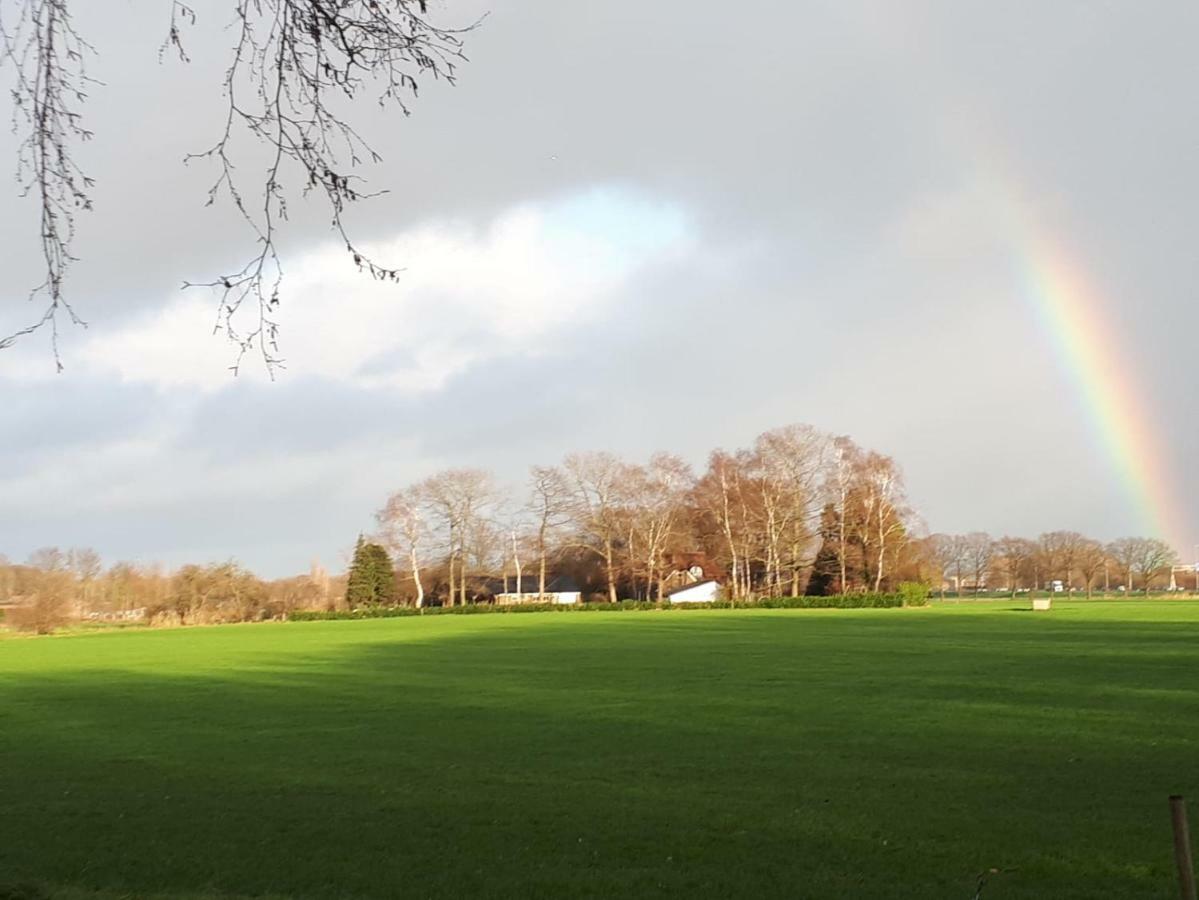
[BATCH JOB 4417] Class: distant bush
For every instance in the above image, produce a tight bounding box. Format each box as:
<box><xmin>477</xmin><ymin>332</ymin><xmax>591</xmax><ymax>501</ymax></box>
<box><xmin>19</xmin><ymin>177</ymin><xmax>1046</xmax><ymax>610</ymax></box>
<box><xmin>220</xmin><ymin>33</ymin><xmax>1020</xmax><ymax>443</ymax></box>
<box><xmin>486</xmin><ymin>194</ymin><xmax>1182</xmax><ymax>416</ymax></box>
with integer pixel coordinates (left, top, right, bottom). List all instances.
<box><xmin>710</xmin><ymin>594</ymin><xmax>905</xmax><ymax>610</ymax></box>
<box><xmin>289</xmin><ymin>600</ymin><xmax>671</xmax><ymax>621</ymax></box>
<box><xmin>5</xmin><ymin>595</ymin><xmax>72</xmax><ymax>634</ymax></box>
<box><xmin>897</xmin><ymin>582</ymin><xmax>930</xmax><ymax>607</ymax></box>
<box><xmin>290</xmin><ymin>605</ymin><xmax>421</xmax><ymax>621</ymax></box>
<box><xmin>289</xmin><ymin>594</ymin><xmax>912</xmax><ymax>621</ymax></box>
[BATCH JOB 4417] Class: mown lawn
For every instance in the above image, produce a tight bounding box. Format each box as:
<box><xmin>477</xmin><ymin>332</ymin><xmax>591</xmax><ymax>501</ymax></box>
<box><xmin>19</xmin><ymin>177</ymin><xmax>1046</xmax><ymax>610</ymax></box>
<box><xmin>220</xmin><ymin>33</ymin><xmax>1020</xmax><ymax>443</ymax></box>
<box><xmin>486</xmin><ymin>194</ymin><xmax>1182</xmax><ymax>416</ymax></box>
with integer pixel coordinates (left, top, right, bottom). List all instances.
<box><xmin>0</xmin><ymin>602</ymin><xmax>1196</xmax><ymax>899</ymax></box>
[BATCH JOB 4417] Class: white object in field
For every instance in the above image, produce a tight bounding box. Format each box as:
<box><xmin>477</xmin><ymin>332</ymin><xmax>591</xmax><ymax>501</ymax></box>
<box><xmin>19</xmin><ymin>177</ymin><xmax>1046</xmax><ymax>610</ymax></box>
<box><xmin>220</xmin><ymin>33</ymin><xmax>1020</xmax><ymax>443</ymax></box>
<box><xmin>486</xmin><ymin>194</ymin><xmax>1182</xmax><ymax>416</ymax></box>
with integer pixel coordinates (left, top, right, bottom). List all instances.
<box><xmin>495</xmin><ymin>591</ymin><xmax>580</xmax><ymax>605</ymax></box>
<box><xmin>666</xmin><ymin>580</ymin><xmax>720</xmax><ymax>603</ymax></box>
<box><xmin>1033</xmin><ymin>598</ymin><xmax>1052</xmax><ymax>611</ymax></box>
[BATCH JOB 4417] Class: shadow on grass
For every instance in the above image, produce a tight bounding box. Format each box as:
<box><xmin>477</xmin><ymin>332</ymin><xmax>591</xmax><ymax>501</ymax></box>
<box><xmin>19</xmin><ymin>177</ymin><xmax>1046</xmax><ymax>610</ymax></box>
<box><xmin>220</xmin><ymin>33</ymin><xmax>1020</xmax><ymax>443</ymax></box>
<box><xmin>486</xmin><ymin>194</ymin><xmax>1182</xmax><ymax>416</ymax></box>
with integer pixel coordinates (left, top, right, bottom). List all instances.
<box><xmin>0</xmin><ymin>611</ymin><xmax>1196</xmax><ymax>899</ymax></box>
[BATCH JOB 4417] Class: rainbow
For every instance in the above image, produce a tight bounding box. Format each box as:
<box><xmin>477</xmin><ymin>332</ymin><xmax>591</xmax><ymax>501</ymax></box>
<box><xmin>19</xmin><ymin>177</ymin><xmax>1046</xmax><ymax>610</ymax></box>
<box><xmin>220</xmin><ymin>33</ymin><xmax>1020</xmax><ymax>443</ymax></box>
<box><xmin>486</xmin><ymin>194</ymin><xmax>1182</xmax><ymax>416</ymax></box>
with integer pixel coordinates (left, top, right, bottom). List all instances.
<box><xmin>1011</xmin><ymin>218</ymin><xmax>1187</xmax><ymax>548</ymax></box>
<box><xmin>848</xmin><ymin>5</ymin><xmax>1190</xmax><ymax>553</ymax></box>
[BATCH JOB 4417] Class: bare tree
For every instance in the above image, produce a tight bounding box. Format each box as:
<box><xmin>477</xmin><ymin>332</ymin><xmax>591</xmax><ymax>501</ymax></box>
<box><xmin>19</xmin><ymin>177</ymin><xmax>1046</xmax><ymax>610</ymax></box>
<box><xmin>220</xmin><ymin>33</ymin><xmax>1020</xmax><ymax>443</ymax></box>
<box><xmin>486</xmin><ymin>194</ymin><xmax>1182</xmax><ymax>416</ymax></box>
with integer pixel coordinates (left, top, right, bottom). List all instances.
<box><xmin>464</xmin><ymin>514</ymin><xmax>503</xmax><ymax>598</ymax></box>
<box><xmin>26</xmin><ymin>545</ymin><xmax>66</xmax><ymax>572</ymax></box>
<box><xmin>0</xmin><ymin>553</ymin><xmax>12</xmax><ymax>602</ymax></box>
<box><xmin>827</xmin><ymin>436</ymin><xmax>859</xmax><ymax>596</ymax></box>
<box><xmin>695</xmin><ymin>450</ymin><xmax>751</xmax><ymax>601</ymax></box>
<box><xmin>1</xmin><ymin>1</ymin><xmax>472</xmax><ymax>370</ymax></box>
<box><xmin>753</xmin><ymin>425</ymin><xmax>827</xmax><ymax>596</ymax></box>
<box><xmin>993</xmin><ymin>536</ymin><xmax>1034</xmax><ymax>599</ymax></box>
<box><xmin>563</xmin><ymin>451</ymin><xmax>630</xmax><ymax>604</ymax></box>
<box><xmin>308</xmin><ymin>558</ymin><xmax>331</xmax><ymax>609</ymax></box>
<box><xmin>853</xmin><ymin>451</ymin><xmax>908</xmax><ymax>592</ymax></box>
<box><xmin>929</xmin><ymin>533</ymin><xmax>967</xmax><ymax>597</ymax></box>
<box><xmin>1106</xmin><ymin>537</ymin><xmax>1141</xmax><ymax>593</ymax></box>
<box><xmin>376</xmin><ymin>485</ymin><xmax>427</xmax><ymax>607</ymax></box>
<box><xmin>1075</xmin><ymin>538</ymin><xmax>1107</xmax><ymax>599</ymax></box>
<box><xmin>627</xmin><ymin>453</ymin><xmax>694</xmax><ymax>600</ymax></box>
<box><xmin>961</xmin><ymin>532</ymin><xmax>993</xmax><ymax>595</ymax></box>
<box><xmin>527</xmin><ymin>465</ymin><xmax>572</xmax><ymax>601</ymax></box>
<box><xmin>1035</xmin><ymin>532</ymin><xmax>1064</xmax><ymax>593</ymax></box>
<box><xmin>418</xmin><ymin>468</ymin><xmax>497</xmax><ymax>606</ymax></box>
<box><xmin>1129</xmin><ymin>537</ymin><xmax>1177</xmax><ymax>594</ymax></box>
<box><xmin>1040</xmin><ymin>531</ymin><xmax>1088</xmax><ymax>594</ymax></box>
<box><xmin>66</xmin><ymin>546</ymin><xmax>101</xmax><ymax>609</ymax></box>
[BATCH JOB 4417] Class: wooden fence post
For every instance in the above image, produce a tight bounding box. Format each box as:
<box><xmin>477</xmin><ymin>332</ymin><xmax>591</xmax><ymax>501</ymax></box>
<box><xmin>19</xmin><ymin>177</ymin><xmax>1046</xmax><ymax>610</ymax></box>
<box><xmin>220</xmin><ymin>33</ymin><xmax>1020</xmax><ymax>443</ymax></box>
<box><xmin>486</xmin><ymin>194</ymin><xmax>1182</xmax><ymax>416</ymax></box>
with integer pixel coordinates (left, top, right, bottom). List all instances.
<box><xmin>1171</xmin><ymin>795</ymin><xmax>1197</xmax><ymax>900</ymax></box>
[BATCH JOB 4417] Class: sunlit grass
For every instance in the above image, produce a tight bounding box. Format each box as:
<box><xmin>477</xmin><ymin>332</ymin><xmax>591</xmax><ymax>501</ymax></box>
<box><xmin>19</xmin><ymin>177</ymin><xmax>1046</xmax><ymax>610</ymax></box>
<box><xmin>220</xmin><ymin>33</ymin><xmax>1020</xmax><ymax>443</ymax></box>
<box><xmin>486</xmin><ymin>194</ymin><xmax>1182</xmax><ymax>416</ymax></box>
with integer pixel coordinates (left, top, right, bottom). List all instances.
<box><xmin>1</xmin><ymin>602</ymin><xmax>1196</xmax><ymax>898</ymax></box>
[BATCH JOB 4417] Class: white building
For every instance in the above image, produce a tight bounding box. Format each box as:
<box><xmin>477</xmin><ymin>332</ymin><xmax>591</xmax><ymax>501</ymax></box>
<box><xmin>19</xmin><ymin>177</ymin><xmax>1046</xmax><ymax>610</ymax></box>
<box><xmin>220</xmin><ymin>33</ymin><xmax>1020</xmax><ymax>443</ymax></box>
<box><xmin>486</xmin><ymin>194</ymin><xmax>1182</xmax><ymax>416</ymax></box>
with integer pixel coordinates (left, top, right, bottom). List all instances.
<box><xmin>664</xmin><ymin>579</ymin><xmax>720</xmax><ymax>604</ymax></box>
<box><xmin>492</xmin><ymin>575</ymin><xmax>581</xmax><ymax>606</ymax></box>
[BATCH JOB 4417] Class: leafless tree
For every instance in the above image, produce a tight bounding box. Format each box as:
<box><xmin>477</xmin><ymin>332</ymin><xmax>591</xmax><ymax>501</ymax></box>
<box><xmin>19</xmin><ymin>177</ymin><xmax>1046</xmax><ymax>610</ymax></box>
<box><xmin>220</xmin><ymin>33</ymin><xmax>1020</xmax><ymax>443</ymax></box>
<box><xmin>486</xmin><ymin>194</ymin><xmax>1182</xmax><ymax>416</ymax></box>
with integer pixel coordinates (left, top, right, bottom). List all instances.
<box><xmin>1106</xmin><ymin>537</ymin><xmax>1140</xmax><ymax>593</ymax></box>
<box><xmin>418</xmin><ymin>468</ymin><xmax>496</xmax><ymax>606</ymax></box>
<box><xmin>26</xmin><ymin>546</ymin><xmax>61</xmax><ymax>570</ymax></box>
<box><xmin>1074</xmin><ymin>538</ymin><xmax>1107</xmax><ymax>599</ymax></box>
<box><xmin>853</xmin><ymin>451</ymin><xmax>908</xmax><ymax>592</ymax></box>
<box><xmin>1040</xmin><ymin>531</ymin><xmax>1088</xmax><ymax>594</ymax></box>
<box><xmin>961</xmin><ymin>532</ymin><xmax>993</xmax><ymax>595</ymax></box>
<box><xmin>1127</xmin><ymin>537</ymin><xmax>1177</xmax><ymax>594</ymax></box>
<box><xmin>376</xmin><ymin>485</ymin><xmax>427</xmax><ymax>607</ymax></box>
<box><xmin>695</xmin><ymin>450</ymin><xmax>750</xmax><ymax>601</ymax></box>
<box><xmin>563</xmin><ymin>451</ymin><xmax>630</xmax><ymax>603</ymax></box>
<box><xmin>1035</xmin><ymin>532</ymin><xmax>1066</xmax><ymax>593</ymax></box>
<box><xmin>308</xmin><ymin>558</ymin><xmax>331</xmax><ymax>609</ymax></box>
<box><xmin>826</xmin><ymin>436</ymin><xmax>859</xmax><ymax>596</ymax></box>
<box><xmin>627</xmin><ymin>453</ymin><xmax>694</xmax><ymax>600</ymax></box>
<box><xmin>66</xmin><ymin>545</ymin><xmax>100</xmax><ymax>608</ymax></box>
<box><xmin>527</xmin><ymin>465</ymin><xmax>572</xmax><ymax>601</ymax></box>
<box><xmin>0</xmin><ymin>553</ymin><xmax>12</xmax><ymax>602</ymax></box>
<box><xmin>1</xmin><ymin>1</ymin><xmax>472</xmax><ymax>370</ymax></box>
<box><xmin>929</xmin><ymin>533</ymin><xmax>967</xmax><ymax>597</ymax></box>
<box><xmin>464</xmin><ymin>514</ymin><xmax>503</xmax><ymax>596</ymax></box>
<box><xmin>753</xmin><ymin>425</ymin><xmax>828</xmax><ymax>596</ymax></box>
<box><xmin>993</xmin><ymin>536</ymin><xmax>1034</xmax><ymax>599</ymax></box>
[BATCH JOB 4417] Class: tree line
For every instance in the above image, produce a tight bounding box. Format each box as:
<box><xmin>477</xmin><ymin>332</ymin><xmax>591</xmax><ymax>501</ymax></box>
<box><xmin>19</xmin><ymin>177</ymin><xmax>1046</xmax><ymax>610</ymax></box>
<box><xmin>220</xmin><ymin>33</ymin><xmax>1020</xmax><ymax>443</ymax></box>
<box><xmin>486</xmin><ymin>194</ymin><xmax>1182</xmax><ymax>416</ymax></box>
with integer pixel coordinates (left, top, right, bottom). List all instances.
<box><xmin>922</xmin><ymin>532</ymin><xmax>1182</xmax><ymax>597</ymax></box>
<box><xmin>2</xmin><ymin>422</ymin><xmax>1187</xmax><ymax>631</ymax></box>
<box><xmin>370</xmin><ymin>424</ymin><xmax>917</xmax><ymax>607</ymax></box>
<box><xmin>0</xmin><ymin>548</ymin><xmax>337</xmax><ymax>633</ymax></box>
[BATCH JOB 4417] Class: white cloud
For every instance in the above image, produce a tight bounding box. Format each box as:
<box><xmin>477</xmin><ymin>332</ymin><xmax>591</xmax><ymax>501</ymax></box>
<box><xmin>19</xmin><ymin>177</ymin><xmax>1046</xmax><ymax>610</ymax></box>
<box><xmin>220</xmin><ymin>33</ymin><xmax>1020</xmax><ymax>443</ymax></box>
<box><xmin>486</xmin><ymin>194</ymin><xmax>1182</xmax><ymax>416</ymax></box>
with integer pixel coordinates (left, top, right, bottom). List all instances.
<box><xmin>73</xmin><ymin>186</ymin><xmax>693</xmax><ymax>392</ymax></box>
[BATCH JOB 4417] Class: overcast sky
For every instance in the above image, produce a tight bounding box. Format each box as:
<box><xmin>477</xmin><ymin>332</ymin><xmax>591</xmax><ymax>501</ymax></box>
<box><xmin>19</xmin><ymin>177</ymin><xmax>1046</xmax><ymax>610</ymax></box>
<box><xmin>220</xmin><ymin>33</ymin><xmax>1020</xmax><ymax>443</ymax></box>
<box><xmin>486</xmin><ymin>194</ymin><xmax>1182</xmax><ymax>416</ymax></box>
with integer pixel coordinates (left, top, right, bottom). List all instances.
<box><xmin>2</xmin><ymin>1</ymin><xmax>1196</xmax><ymax>576</ymax></box>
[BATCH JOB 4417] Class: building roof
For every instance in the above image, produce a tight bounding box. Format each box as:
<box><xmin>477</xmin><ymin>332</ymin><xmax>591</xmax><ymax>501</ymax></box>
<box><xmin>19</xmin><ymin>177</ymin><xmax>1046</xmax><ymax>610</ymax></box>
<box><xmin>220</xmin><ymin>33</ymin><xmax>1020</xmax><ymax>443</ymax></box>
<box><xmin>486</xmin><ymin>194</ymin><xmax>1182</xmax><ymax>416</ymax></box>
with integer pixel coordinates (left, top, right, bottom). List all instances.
<box><xmin>664</xmin><ymin>578</ymin><xmax>719</xmax><ymax>598</ymax></box>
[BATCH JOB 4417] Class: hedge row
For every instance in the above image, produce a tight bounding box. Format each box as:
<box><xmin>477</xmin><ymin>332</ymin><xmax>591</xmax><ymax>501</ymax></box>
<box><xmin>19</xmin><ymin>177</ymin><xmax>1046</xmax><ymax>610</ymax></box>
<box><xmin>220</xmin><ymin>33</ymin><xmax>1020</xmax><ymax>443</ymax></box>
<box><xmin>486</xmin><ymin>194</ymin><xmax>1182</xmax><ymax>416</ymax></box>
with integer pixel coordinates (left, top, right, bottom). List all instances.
<box><xmin>289</xmin><ymin>591</ymin><xmax>923</xmax><ymax>622</ymax></box>
<box><xmin>720</xmin><ymin>594</ymin><xmax>906</xmax><ymax>609</ymax></box>
<box><xmin>290</xmin><ymin>601</ymin><xmax>663</xmax><ymax>621</ymax></box>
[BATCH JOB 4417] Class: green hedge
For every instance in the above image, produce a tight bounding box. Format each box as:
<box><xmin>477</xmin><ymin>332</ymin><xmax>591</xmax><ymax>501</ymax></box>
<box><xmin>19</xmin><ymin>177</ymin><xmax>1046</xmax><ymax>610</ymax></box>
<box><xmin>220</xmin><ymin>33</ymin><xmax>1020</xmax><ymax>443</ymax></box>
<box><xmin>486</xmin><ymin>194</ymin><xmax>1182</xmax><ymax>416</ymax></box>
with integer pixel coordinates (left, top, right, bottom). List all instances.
<box><xmin>290</xmin><ymin>600</ymin><xmax>664</xmax><ymax>621</ymax></box>
<box><xmin>289</xmin><ymin>593</ymin><xmax>916</xmax><ymax>621</ymax></box>
<box><xmin>717</xmin><ymin>594</ymin><xmax>905</xmax><ymax>609</ymax></box>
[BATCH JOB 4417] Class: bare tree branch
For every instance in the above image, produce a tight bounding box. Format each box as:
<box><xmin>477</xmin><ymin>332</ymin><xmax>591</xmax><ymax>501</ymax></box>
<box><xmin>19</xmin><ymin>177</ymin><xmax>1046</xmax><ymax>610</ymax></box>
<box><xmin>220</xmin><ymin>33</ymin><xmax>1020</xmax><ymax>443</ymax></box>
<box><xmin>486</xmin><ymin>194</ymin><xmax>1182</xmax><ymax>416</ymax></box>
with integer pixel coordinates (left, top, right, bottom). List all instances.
<box><xmin>180</xmin><ymin>0</ymin><xmax>472</xmax><ymax>376</ymax></box>
<box><xmin>0</xmin><ymin>0</ymin><xmax>96</xmax><ymax>369</ymax></box>
<box><xmin>1</xmin><ymin>0</ymin><xmax>474</xmax><ymax>373</ymax></box>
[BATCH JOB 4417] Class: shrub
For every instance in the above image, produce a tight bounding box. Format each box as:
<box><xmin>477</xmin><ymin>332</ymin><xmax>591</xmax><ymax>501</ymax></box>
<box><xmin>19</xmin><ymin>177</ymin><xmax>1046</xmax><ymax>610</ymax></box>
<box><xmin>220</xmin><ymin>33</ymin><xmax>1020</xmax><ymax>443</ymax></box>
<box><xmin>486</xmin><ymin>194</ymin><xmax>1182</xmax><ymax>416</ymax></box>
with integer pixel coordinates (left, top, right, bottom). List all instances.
<box><xmin>744</xmin><ymin>594</ymin><xmax>904</xmax><ymax>609</ymax></box>
<box><xmin>897</xmin><ymin>582</ymin><xmax>930</xmax><ymax>607</ymax></box>
<box><xmin>288</xmin><ymin>594</ymin><xmax>916</xmax><ymax>621</ymax></box>
<box><xmin>289</xmin><ymin>605</ymin><xmax>420</xmax><ymax>622</ymax></box>
<box><xmin>5</xmin><ymin>595</ymin><xmax>72</xmax><ymax>634</ymax></box>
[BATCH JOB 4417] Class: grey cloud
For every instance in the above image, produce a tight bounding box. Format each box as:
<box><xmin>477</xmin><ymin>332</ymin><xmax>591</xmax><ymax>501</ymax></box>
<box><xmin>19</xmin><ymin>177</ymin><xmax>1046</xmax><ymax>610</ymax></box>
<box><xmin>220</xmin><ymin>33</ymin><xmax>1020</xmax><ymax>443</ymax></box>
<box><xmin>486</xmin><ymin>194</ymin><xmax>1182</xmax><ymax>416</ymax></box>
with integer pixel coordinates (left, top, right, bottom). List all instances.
<box><xmin>1</xmin><ymin>0</ymin><xmax>1196</xmax><ymax>572</ymax></box>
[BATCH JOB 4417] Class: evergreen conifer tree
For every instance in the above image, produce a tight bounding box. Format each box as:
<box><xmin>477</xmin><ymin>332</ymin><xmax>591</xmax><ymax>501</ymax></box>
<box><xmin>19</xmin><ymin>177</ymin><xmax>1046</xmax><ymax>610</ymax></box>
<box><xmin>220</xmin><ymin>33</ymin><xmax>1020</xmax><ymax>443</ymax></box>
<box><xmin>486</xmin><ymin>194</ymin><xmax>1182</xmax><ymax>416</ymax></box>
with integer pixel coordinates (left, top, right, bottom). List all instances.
<box><xmin>367</xmin><ymin>543</ymin><xmax>398</xmax><ymax>604</ymax></box>
<box><xmin>805</xmin><ymin>504</ymin><xmax>842</xmax><ymax>596</ymax></box>
<box><xmin>345</xmin><ymin>535</ymin><xmax>398</xmax><ymax>608</ymax></box>
<box><xmin>345</xmin><ymin>534</ymin><xmax>373</xmax><ymax>609</ymax></box>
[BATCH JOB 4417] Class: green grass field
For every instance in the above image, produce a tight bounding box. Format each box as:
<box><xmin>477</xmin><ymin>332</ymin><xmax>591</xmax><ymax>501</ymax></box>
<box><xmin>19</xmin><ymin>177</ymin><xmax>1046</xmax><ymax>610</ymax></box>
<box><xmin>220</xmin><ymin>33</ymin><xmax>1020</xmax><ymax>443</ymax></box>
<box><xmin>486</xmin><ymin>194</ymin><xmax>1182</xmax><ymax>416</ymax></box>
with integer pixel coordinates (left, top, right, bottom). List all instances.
<box><xmin>1</xmin><ymin>602</ymin><xmax>1197</xmax><ymax>899</ymax></box>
